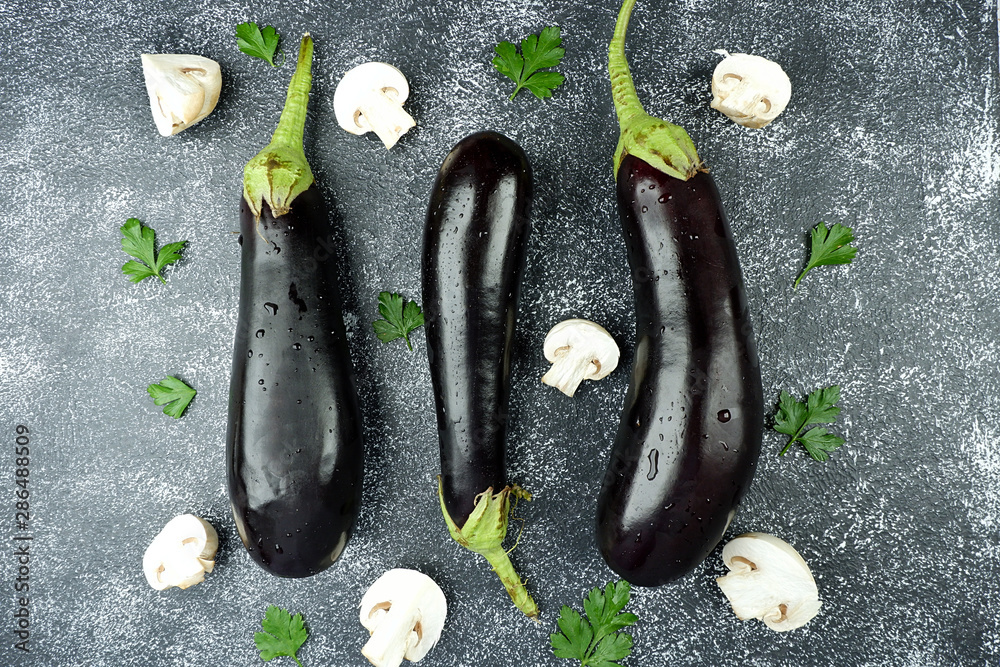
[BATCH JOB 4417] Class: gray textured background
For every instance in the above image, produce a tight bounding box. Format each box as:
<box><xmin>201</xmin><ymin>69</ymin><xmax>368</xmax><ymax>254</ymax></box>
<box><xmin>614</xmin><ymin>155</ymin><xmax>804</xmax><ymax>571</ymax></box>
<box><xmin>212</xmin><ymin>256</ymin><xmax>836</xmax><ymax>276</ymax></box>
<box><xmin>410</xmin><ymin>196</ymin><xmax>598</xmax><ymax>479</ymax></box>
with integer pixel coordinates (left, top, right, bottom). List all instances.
<box><xmin>1</xmin><ymin>0</ymin><xmax>998</xmax><ymax>665</ymax></box>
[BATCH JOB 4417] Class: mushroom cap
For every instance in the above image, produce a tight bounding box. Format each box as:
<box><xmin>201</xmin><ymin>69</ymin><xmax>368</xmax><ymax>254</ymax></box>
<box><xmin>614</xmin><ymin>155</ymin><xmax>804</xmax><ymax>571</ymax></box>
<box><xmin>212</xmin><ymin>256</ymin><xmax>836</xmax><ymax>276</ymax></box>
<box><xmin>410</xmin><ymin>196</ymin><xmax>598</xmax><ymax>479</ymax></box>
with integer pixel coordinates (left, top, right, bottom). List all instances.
<box><xmin>359</xmin><ymin>568</ymin><xmax>447</xmax><ymax>661</ymax></box>
<box><xmin>542</xmin><ymin>319</ymin><xmax>620</xmax><ymax>380</ymax></box>
<box><xmin>716</xmin><ymin>532</ymin><xmax>821</xmax><ymax>632</ymax></box>
<box><xmin>140</xmin><ymin>53</ymin><xmax>221</xmax><ymax>136</ymax></box>
<box><xmin>142</xmin><ymin>514</ymin><xmax>218</xmax><ymax>590</ymax></box>
<box><xmin>710</xmin><ymin>52</ymin><xmax>791</xmax><ymax>128</ymax></box>
<box><xmin>334</xmin><ymin>62</ymin><xmax>410</xmax><ymax>135</ymax></box>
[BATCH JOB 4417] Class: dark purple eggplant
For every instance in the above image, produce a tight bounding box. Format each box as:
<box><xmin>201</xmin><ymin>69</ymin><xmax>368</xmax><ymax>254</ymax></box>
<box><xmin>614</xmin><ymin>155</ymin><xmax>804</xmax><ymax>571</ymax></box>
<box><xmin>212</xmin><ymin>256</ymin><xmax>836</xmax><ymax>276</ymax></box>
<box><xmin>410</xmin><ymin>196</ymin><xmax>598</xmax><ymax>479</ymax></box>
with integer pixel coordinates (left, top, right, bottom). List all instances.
<box><xmin>422</xmin><ymin>131</ymin><xmax>537</xmax><ymax>618</ymax></box>
<box><xmin>595</xmin><ymin>0</ymin><xmax>763</xmax><ymax>587</ymax></box>
<box><xmin>226</xmin><ymin>34</ymin><xmax>364</xmax><ymax>578</ymax></box>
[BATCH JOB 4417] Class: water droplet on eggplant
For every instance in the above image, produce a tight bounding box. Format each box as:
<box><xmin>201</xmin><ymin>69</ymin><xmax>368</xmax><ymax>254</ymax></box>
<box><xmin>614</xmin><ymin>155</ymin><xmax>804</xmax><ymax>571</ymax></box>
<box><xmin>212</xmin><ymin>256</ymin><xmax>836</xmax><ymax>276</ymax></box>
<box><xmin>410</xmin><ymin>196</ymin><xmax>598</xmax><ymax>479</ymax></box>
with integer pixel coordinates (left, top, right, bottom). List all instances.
<box><xmin>718</xmin><ymin>409</ymin><xmax>732</xmax><ymax>422</ymax></box>
<box><xmin>255</xmin><ymin>329</ymin><xmax>265</xmax><ymax>338</ymax></box>
<box><xmin>646</xmin><ymin>449</ymin><xmax>659</xmax><ymax>480</ymax></box>
<box><xmin>264</xmin><ymin>302</ymin><xmax>278</xmax><ymax>315</ymax></box>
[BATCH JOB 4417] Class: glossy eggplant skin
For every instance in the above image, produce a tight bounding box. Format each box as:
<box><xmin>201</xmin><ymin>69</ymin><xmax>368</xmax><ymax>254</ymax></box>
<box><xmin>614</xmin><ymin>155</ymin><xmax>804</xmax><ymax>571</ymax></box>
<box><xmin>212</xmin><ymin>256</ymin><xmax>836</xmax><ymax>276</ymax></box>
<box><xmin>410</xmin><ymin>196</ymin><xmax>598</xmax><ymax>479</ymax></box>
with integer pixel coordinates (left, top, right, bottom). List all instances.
<box><xmin>596</xmin><ymin>155</ymin><xmax>763</xmax><ymax>587</ymax></box>
<box><xmin>227</xmin><ymin>185</ymin><xmax>364</xmax><ymax>578</ymax></box>
<box><xmin>422</xmin><ymin>132</ymin><xmax>532</xmax><ymax>525</ymax></box>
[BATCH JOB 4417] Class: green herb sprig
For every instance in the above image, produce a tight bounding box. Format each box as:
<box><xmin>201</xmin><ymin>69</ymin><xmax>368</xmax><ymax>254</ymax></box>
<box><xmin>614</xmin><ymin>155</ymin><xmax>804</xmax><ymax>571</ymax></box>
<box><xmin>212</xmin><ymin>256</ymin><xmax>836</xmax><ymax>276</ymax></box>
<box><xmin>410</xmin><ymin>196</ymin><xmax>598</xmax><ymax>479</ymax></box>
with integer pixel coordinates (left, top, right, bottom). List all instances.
<box><xmin>774</xmin><ymin>385</ymin><xmax>846</xmax><ymax>461</ymax></box>
<box><xmin>237</xmin><ymin>22</ymin><xmax>282</xmax><ymax>67</ymax></box>
<box><xmin>493</xmin><ymin>26</ymin><xmax>566</xmax><ymax>100</ymax></box>
<box><xmin>372</xmin><ymin>291</ymin><xmax>424</xmax><ymax>351</ymax></box>
<box><xmin>551</xmin><ymin>581</ymin><xmax>638</xmax><ymax>667</ymax></box>
<box><xmin>254</xmin><ymin>605</ymin><xmax>308</xmax><ymax>667</ymax></box>
<box><xmin>795</xmin><ymin>222</ymin><xmax>857</xmax><ymax>288</ymax></box>
<box><xmin>147</xmin><ymin>376</ymin><xmax>196</xmax><ymax>419</ymax></box>
<box><xmin>119</xmin><ymin>218</ymin><xmax>186</xmax><ymax>284</ymax></box>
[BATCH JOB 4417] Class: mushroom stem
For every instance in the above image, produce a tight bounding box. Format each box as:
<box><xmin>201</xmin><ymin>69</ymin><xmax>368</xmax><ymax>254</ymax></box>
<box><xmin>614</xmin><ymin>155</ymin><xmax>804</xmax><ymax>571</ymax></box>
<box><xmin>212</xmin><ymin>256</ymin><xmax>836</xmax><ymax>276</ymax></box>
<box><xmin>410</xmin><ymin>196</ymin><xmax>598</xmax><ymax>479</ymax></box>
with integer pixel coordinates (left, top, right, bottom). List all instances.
<box><xmin>361</xmin><ymin>600</ymin><xmax>421</xmax><ymax>667</ymax></box>
<box><xmin>716</xmin><ymin>78</ymin><xmax>763</xmax><ymax>117</ymax></box>
<box><xmin>541</xmin><ymin>350</ymin><xmax>599</xmax><ymax>397</ymax></box>
<box><xmin>358</xmin><ymin>89</ymin><xmax>416</xmax><ymax>149</ymax></box>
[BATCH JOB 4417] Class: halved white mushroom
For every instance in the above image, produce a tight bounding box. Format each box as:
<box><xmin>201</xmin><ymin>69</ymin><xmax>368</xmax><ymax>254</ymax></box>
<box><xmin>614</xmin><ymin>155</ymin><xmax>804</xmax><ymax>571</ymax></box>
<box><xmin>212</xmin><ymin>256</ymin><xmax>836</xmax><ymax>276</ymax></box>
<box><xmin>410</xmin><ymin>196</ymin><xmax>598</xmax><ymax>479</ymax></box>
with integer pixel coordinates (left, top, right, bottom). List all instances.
<box><xmin>141</xmin><ymin>54</ymin><xmax>222</xmax><ymax>136</ymax></box>
<box><xmin>334</xmin><ymin>62</ymin><xmax>416</xmax><ymax>149</ymax></box>
<box><xmin>710</xmin><ymin>51</ymin><xmax>791</xmax><ymax>129</ymax></box>
<box><xmin>541</xmin><ymin>319</ymin><xmax>620</xmax><ymax>397</ymax></box>
<box><xmin>142</xmin><ymin>514</ymin><xmax>218</xmax><ymax>590</ymax></box>
<box><xmin>359</xmin><ymin>568</ymin><xmax>447</xmax><ymax>667</ymax></box>
<box><xmin>715</xmin><ymin>532</ymin><xmax>821</xmax><ymax>631</ymax></box>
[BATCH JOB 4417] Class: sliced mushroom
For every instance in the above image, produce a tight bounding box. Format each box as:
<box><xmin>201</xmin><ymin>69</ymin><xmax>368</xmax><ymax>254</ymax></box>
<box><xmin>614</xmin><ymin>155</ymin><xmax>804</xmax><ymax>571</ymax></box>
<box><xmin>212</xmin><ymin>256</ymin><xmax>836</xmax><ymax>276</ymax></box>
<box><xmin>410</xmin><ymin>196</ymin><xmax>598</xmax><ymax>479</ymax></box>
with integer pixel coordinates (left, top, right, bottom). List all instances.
<box><xmin>142</xmin><ymin>514</ymin><xmax>218</xmax><ymax>590</ymax></box>
<box><xmin>359</xmin><ymin>568</ymin><xmax>447</xmax><ymax>666</ymax></box>
<box><xmin>334</xmin><ymin>62</ymin><xmax>416</xmax><ymax>149</ymax></box>
<box><xmin>710</xmin><ymin>51</ymin><xmax>791</xmax><ymax>129</ymax></box>
<box><xmin>541</xmin><ymin>319</ymin><xmax>620</xmax><ymax>397</ymax></box>
<box><xmin>141</xmin><ymin>54</ymin><xmax>222</xmax><ymax>136</ymax></box>
<box><xmin>715</xmin><ymin>532</ymin><xmax>821</xmax><ymax>631</ymax></box>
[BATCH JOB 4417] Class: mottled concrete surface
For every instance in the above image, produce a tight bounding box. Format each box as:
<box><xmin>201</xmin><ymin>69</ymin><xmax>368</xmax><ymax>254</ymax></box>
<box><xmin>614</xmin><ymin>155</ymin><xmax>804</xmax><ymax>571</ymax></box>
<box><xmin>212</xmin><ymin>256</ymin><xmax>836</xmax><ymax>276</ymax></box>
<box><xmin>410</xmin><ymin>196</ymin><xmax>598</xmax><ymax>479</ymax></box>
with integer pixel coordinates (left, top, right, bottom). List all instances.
<box><xmin>0</xmin><ymin>0</ymin><xmax>997</xmax><ymax>665</ymax></box>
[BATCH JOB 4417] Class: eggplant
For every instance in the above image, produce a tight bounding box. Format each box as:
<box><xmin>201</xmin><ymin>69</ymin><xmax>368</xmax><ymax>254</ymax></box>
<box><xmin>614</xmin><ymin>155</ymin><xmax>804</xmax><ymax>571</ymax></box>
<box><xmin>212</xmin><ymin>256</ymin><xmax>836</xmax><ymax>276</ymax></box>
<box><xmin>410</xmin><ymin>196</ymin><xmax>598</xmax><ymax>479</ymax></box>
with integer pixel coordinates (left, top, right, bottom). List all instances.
<box><xmin>226</xmin><ymin>34</ymin><xmax>364</xmax><ymax>578</ymax></box>
<box><xmin>595</xmin><ymin>0</ymin><xmax>764</xmax><ymax>587</ymax></box>
<box><xmin>422</xmin><ymin>131</ymin><xmax>537</xmax><ymax>618</ymax></box>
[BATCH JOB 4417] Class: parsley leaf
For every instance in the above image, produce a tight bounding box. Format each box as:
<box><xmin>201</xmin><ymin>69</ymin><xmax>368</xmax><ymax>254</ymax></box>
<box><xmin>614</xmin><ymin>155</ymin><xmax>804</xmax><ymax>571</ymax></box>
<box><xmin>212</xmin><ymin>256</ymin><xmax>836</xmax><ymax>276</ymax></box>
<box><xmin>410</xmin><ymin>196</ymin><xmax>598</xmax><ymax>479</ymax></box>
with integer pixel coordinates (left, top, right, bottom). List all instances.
<box><xmin>147</xmin><ymin>376</ymin><xmax>196</xmax><ymax>419</ymax></box>
<box><xmin>551</xmin><ymin>581</ymin><xmax>637</xmax><ymax>666</ymax></box>
<box><xmin>794</xmin><ymin>221</ymin><xmax>857</xmax><ymax>288</ymax></box>
<box><xmin>775</xmin><ymin>385</ymin><xmax>846</xmax><ymax>461</ymax></box>
<box><xmin>372</xmin><ymin>291</ymin><xmax>424</xmax><ymax>351</ymax></box>
<box><xmin>237</xmin><ymin>22</ymin><xmax>282</xmax><ymax>67</ymax></box>
<box><xmin>253</xmin><ymin>605</ymin><xmax>308</xmax><ymax>666</ymax></box>
<box><xmin>493</xmin><ymin>26</ymin><xmax>566</xmax><ymax>100</ymax></box>
<box><xmin>120</xmin><ymin>218</ymin><xmax>186</xmax><ymax>284</ymax></box>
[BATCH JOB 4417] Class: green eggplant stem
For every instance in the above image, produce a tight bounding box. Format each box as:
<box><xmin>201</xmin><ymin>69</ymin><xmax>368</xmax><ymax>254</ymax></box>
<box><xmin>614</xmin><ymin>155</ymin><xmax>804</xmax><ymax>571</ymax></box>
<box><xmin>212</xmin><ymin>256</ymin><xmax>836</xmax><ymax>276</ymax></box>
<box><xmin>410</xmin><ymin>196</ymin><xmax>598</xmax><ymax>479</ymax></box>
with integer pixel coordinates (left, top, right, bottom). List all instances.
<box><xmin>437</xmin><ymin>477</ymin><xmax>540</xmax><ymax>620</ymax></box>
<box><xmin>609</xmin><ymin>0</ymin><xmax>702</xmax><ymax>181</ymax></box>
<box><xmin>243</xmin><ymin>33</ymin><xmax>315</xmax><ymax>220</ymax></box>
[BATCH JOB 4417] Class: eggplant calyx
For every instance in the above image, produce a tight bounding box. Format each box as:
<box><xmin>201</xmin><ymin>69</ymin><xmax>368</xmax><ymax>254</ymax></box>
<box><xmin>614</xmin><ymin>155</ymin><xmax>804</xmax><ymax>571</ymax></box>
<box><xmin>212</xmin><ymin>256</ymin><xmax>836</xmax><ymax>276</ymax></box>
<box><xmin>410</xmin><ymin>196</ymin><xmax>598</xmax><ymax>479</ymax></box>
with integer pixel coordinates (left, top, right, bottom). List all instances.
<box><xmin>436</xmin><ymin>477</ymin><xmax>539</xmax><ymax>620</ymax></box>
<box><xmin>609</xmin><ymin>0</ymin><xmax>702</xmax><ymax>181</ymax></box>
<box><xmin>243</xmin><ymin>33</ymin><xmax>315</xmax><ymax>220</ymax></box>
